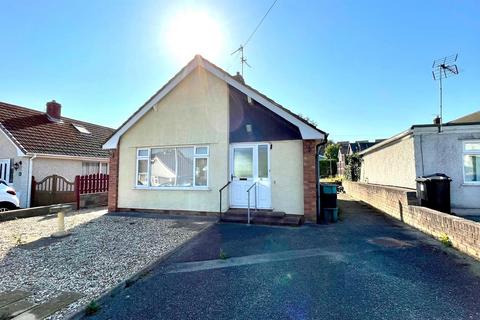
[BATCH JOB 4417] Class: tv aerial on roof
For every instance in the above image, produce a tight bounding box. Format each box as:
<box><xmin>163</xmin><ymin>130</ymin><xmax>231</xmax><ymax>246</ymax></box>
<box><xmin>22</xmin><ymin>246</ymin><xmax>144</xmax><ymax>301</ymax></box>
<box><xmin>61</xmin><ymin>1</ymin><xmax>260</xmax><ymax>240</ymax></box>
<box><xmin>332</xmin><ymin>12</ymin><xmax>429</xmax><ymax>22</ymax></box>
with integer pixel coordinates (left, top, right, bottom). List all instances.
<box><xmin>432</xmin><ymin>54</ymin><xmax>460</xmax><ymax>132</ymax></box>
<box><xmin>231</xmin><ymin>45</ymin><xmax>251</xmax><ymax>77</ymax></box>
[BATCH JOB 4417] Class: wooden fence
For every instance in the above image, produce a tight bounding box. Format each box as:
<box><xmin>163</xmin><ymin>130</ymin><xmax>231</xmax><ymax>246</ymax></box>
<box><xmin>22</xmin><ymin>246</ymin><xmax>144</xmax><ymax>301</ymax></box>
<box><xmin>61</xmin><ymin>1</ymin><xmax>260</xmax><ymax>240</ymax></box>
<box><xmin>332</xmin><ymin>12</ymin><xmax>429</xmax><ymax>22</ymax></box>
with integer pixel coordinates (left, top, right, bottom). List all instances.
<box><xmin>31</xmin><ymin>173</ymin><xmax>109</xmax><ymax>209</ymax></box>
<box><xmin>74</xmin><ymin>174</ymin><xmax>109</xmax><ymax>209</ymax></box>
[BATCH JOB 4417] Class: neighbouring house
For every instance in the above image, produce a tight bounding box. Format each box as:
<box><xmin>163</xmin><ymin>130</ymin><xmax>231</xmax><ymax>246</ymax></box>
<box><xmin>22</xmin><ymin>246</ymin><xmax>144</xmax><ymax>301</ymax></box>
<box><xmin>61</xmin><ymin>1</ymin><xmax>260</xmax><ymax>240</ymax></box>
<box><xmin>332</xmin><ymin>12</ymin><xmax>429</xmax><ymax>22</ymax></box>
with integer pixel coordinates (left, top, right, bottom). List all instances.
<box><xmin>337</xmin><ymin>140</ymin><xmax>379</xmax><ymax>176</ymax></box>
<box><xmin>359</xmin><ymin>111</ymin><xmax>480</xmax><ymax>213</ymax></box>
<box><xmin>0</xmin><ymin>101</ymin><xmax>114</xmax><ymax>208</ymax></box>
<box><xmin>103</xmin><ymin>55</ymin><xmax>328</xmax><ymax>222</ymax></box>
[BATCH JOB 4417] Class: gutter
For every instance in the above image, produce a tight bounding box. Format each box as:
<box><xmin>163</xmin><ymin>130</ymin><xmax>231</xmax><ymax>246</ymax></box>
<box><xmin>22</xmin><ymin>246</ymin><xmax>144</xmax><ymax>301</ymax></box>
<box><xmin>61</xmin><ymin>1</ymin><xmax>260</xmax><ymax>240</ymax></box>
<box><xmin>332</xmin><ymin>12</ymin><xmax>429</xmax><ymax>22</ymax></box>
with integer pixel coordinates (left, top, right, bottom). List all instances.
<box><xmin>25</xmin><ymin>153</ymin><xmax>108</xmax><ymax>162</ymax></box>
<box><xmin>316</xmin><ymin>134</ymin><xmax>329</xmax><ymax>223</ymax></box>
<box><xmin>359</xmin><ymin>129</ymin><xmax>412</xmax><ymax>156</ymax></box>
<box><xmin>26</xmin><ymin>153</ymin><xmax>37</xmax><ymax>208</ymax></box>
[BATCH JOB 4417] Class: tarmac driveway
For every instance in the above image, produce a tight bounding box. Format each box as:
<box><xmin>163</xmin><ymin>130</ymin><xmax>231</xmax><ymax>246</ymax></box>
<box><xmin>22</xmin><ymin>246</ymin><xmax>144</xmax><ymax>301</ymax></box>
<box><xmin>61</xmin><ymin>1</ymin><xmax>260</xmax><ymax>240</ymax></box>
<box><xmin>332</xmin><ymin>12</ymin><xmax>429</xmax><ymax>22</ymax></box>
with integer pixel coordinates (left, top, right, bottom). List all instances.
<box><xmin>86</xmin><ymin>195</ymin><xmax>480</xmax><ymax>320</ymax></box>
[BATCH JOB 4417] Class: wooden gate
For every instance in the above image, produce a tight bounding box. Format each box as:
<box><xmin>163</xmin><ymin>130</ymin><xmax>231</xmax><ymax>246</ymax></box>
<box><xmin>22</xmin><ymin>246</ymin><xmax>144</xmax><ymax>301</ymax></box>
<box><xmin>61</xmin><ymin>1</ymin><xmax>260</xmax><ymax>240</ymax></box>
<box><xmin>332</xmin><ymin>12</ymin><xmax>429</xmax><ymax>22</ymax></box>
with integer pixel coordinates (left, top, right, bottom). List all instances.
<box><xmin>31</xmin><ymin>175</ymin><xmax>76</xmax><ymax>207</ymax></box>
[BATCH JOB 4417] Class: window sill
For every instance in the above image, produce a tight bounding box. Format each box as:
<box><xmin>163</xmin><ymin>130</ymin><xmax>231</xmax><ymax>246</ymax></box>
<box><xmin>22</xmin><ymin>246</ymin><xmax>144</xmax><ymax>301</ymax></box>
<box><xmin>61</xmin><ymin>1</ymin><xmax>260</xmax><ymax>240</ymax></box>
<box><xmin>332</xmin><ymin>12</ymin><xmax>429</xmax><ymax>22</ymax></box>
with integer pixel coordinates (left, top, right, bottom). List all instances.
<box><xmin>134</xmin><ymin>186</ymin><xmax>211</xmax><ymax>191</ymax></box>
<box><xmin>461</xmin><ymin>183</ymin><xmax>480</xmax><ymax>187</ymax></box>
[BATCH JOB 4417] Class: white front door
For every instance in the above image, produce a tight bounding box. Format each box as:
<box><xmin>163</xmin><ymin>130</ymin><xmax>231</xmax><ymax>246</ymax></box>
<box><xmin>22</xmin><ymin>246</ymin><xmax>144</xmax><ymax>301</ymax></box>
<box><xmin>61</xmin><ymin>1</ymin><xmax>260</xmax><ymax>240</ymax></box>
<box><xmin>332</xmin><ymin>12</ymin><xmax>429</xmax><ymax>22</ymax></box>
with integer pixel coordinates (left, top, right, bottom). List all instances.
<box><xmin>229</xmin><ymin>144</ymin><xmax>271</xmax><ymax>209</ymax></box>
<box><xmin>0</xmin><ymin>159</ymin><xmax>10</xmax><ymax>183</ymax></box>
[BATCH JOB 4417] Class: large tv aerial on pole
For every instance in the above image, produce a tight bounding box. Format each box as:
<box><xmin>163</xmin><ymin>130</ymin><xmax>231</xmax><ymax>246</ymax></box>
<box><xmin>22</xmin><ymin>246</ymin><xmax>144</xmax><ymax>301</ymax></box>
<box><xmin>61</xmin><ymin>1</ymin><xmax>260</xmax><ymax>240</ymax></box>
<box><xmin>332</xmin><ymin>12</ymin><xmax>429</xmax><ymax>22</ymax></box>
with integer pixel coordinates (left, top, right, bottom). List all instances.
<box><xmin>432</xmin><ymin>54</ymin><xmax>459</xmax><ymax>132</ymax></box>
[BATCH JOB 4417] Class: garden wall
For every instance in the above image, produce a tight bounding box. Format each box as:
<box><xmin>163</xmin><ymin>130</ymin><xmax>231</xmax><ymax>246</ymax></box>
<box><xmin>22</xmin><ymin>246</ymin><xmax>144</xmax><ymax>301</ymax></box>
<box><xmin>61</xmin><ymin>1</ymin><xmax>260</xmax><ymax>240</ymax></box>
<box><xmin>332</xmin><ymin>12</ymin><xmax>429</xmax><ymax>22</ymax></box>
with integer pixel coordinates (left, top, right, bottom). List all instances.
<box><xmin>0</xmin><ymin>193</ymin><xmax>107</xmax><ymax>222</ymax></box>
<box><xmin>343</xmin><ymin>181</ymin><xmax>480</xmax><ymax>260</ymax></box>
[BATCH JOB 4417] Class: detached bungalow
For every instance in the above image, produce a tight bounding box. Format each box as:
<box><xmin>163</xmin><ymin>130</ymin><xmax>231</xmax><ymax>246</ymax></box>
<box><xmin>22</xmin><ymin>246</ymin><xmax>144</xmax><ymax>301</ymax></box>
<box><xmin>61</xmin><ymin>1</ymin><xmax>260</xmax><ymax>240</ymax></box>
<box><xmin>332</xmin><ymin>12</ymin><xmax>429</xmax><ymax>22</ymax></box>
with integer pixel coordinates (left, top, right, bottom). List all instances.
<box><xmin>103</xmin><ymin>55</ymin><xmax>328</xmax><ymax>222</ymax></box>
<box><xmin>359</xmin><ymin>111</ymin><xmax>480</xmax><ymax>213</ymax></box>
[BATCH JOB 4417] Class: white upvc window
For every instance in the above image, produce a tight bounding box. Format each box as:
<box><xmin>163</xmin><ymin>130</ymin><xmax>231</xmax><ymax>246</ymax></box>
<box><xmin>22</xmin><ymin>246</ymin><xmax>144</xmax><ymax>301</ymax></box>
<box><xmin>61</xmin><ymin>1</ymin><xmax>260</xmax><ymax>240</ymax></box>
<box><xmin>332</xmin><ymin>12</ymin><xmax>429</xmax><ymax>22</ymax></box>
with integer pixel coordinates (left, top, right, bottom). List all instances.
<box><xmin>135</xmin><ymin>145</ymin><xmax>209</xmax><ymax>189</ymax></box>
<box><xmin>463</xmin><ymin>141</ymin><xmax>480</xmax><ymax>184</ymax></box>
<box><xmin>136</xmin><ymin>149</ymin><xmax>150</xmax><ymax>187</ymax></box>
<box><xmin>82</xmin><ymin>162</ymin><xmax>109</xmax><ymax>175</ymax></box>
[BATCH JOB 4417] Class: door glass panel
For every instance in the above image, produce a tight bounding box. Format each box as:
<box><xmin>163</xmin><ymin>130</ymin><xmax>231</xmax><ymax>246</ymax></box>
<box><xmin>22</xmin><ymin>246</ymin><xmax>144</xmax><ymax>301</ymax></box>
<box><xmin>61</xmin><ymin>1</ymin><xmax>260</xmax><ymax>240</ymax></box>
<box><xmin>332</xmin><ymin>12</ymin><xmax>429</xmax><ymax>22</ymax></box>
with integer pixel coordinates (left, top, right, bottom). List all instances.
<box><xmin>234</xmin><ymin>148</ymin><xmax>253</xmax><ymax>178</ymax></box>
<box><xmin>258</xmin><ymin>145</ymin><xmax>268</xmax><ymax>178</ymax></box>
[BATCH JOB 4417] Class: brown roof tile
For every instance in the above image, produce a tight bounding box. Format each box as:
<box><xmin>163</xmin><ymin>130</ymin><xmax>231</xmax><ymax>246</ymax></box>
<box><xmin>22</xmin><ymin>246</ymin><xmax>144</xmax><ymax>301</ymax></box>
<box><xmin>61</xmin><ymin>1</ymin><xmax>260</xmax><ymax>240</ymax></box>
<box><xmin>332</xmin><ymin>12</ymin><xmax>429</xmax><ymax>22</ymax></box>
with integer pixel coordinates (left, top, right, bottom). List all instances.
<box><xmin>0</xmin><ymin>102</ymin><xmax>114</xmax><ymax>158</ymax></box>
<box><xmin>449</xmin><ymin>110</ymin><xmax>480</xmax><ymax>124</ymax></box>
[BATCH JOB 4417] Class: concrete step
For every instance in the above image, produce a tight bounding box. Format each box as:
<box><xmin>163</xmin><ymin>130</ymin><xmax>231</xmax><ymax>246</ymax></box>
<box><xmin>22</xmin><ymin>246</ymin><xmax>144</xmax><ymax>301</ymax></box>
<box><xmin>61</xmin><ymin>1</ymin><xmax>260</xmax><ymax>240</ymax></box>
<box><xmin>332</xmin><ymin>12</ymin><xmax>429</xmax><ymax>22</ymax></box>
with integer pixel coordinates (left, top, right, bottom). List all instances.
<box><xmin>13</xmin><ymin>292</ymin><xmax>82</xmax><ymax>320</ymax></box>
<box><xmin>0</xmin><ymin>290</ymin><xmax>31</xmax><ymax>308</ymax></box>
<box><xmin>220</xmin><ymin>213</ymin><xmax>302</xmax><ymax>227</ymax></box>
<box><xmin>0</xmin><ymin>299</ymin><xmax>35</xmax><ymax>318</ymax></box>
<box><xmin>225</xmin><ymin>209</ymin><xmax>285</xmax><ymax>218</ymax></box>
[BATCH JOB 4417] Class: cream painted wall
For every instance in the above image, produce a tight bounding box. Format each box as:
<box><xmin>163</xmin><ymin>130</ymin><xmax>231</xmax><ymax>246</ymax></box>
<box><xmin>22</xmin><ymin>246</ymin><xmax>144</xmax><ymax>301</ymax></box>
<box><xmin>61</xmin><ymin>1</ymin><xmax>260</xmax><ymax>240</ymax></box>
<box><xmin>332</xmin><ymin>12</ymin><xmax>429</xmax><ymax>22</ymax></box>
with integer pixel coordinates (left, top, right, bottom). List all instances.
<box><xmin>32</xmin><ymin>158</ymin><xmax>83</xmax><ymax>181</ymax></box>
<box><xmin>360</xmin><ymin>135</ymin><xmax>417</xmax><ymax>189</ymax></box>
<box><xmin>117</xmin><ymin>67</ymin><xmax>230</xmax><ymax>212</ymax></box>
<box><xmin>270</xmin><ymin>140</ymin><xmax>304</xmax><ymax>215</ymax></box>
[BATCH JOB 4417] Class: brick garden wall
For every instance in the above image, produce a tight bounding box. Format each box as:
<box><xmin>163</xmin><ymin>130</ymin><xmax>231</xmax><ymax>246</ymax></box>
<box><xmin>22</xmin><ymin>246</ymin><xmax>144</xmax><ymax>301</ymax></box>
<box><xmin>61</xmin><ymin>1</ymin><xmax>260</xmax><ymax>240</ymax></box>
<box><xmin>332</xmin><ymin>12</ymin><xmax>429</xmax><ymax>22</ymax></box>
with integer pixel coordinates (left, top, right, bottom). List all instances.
<box><xmin>343</xmin><ymin>181</ymin><xmax>480</xmax><ymax>260</ymax></box>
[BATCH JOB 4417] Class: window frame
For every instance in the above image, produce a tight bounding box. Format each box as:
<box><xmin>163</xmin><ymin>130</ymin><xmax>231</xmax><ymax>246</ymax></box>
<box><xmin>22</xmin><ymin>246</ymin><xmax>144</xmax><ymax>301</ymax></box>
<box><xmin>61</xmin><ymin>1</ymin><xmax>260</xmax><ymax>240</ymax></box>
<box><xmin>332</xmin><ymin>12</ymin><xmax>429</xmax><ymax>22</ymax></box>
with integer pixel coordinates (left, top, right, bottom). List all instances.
<box><xmin>135</xmin><ymin>148</ymin><xmax>151</xmax><ymax>188</ymax></box>
<box><xmin>82</xmin><ymin>161</ymin><xmax>109</xmax><ymax>175</ymax></box>
<box><xmin>135</xmin><ymin>145</ymin><xmax>209</xmax><ymax>190</ymax></box>
<box><xmin>462</xmin><ymin>140</ymin><xmax>480</xmax><ymax>185</ymax></box>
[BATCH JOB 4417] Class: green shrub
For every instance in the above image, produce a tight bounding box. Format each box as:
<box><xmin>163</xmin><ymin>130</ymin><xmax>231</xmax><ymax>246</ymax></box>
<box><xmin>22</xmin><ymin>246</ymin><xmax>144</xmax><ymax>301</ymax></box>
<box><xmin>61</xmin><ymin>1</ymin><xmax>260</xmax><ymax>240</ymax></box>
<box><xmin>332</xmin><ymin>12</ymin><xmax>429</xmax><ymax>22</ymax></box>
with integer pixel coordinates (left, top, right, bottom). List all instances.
<box><xmin>85</xmin><ymin>300</ymin><xmax>101</xmax><ymax>316</ymax></box>
<box><xmin>345</xmin><ymin>153</ymin><xmax>362</xmax><ymax>181</ymax></box>
<box><xmin>439</xmin><ymin>233</ymin><xmax>452</xmax><ymax>247</ymax></box>
<box><xmin>219</xmin><ymin>249</ymin><xmax>229</xmax><ymax>260</ymax></box>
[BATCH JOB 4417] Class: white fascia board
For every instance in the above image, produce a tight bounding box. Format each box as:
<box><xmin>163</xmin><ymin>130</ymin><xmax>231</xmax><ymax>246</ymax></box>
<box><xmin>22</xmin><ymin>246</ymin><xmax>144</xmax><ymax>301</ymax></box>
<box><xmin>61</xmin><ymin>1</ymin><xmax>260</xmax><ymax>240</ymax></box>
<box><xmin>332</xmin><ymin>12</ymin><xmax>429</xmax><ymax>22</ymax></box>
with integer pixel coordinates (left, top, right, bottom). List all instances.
<box><xmin>203</xmin><ymin>62</ymin><xmax>325</xmax><ymax>140</ymax></box>
<box><xmin>359</xmin><ymin>129</ymin><xmax>412</xmax><ymax>156</ymax></box>
<box><xmin>102</xmin><ymin>61</ymin><xmax>198</xmax><ymax>149</ymax></box>
<box><xmin>103</xmin><ymin>57</ymin><xmax>325</xmax><ymax>149</ymax></box>
<box><xmin>413</xmin><ymin>124</ymin><xmax>480</xmax><ymax>135</ymax></box>
<box><xmin>26</xmin><ymin>153</ymin><xmax>109</xmax><ymax>162</ymax></box>
<box><xmin>0</xmin><ymin>125</ymin><xmax>26</xmax><ymax>156</ymax></box>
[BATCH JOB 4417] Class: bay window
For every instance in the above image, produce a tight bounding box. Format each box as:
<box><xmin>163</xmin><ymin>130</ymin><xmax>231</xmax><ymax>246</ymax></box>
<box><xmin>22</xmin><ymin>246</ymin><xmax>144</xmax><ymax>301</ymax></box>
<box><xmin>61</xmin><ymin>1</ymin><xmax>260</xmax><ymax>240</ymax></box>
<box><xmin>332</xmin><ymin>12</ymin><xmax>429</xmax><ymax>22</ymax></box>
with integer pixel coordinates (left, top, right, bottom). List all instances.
<box><xmin>463</xmin><ymin>141</ymin><xmax>480</xmax><ymax>184</ymax></box>
<box><xmin>136</xmin><ymin>146</ymin><xmax>209</xmax><ymax>188</ymax></box>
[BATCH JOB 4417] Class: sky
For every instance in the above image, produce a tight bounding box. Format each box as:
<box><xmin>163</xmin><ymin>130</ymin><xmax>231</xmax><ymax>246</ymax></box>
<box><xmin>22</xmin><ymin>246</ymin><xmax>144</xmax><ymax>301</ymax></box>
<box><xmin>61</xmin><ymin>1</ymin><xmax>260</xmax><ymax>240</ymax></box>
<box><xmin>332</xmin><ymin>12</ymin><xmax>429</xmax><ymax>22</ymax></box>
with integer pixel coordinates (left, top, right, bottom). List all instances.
<box><xmin>0</xmin><ymin>0</ymin><xmax>479</xmax><ymax>142</ymax></box>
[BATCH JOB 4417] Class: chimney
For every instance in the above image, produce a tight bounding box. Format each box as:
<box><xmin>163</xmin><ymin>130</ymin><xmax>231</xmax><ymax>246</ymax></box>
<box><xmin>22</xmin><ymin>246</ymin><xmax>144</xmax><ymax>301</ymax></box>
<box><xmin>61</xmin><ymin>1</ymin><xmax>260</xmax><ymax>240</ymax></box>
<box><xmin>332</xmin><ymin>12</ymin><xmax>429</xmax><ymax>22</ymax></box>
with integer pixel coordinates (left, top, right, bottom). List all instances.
<box><xmin>46</xmin><ymin>100</ymin><xmax>61</xmax><ymax>121</ymax></box>
<box><xmin>233</xmin><ymin>72</ymin><xmax>245</xmax><ymax>84</ymax></box>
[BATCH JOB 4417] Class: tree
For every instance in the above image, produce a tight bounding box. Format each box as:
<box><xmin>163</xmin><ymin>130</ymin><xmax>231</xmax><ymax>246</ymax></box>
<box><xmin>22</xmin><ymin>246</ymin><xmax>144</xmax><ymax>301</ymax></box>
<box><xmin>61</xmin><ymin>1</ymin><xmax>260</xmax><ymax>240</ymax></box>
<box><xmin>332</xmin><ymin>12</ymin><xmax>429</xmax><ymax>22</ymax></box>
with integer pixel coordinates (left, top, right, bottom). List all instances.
<box><xmin>324</xmin><ymin>143</ymin><xmax>340</xmax><ymax>162</ymax></box>
<box><xmin>345</xmin><ymin>153</ymin><xmax>362</xmax><ymax>181</ymax></box>
<box><xmin>297</xmin><ymin>114</ymin><xmax>318</xmax><ymax>127</ymax></box>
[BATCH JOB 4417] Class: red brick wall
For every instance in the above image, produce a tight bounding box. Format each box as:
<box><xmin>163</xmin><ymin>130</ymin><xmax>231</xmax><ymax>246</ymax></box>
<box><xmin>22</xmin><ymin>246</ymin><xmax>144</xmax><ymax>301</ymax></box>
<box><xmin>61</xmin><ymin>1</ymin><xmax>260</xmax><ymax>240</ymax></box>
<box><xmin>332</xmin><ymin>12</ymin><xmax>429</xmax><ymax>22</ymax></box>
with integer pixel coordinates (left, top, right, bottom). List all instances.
<box><xmin>108</xmin><ymin>149</ymin><xmax>119</xmax><ymax>212</ymax></box>
<box><xmin>343</xmin><ymin>181</ymin><xmax>480</xmax><ymax>260</ymax></box>
<box><xmin>303</xmin><ymin>140</ymin><xmax>320</xmax><ymax>222</ymax></box>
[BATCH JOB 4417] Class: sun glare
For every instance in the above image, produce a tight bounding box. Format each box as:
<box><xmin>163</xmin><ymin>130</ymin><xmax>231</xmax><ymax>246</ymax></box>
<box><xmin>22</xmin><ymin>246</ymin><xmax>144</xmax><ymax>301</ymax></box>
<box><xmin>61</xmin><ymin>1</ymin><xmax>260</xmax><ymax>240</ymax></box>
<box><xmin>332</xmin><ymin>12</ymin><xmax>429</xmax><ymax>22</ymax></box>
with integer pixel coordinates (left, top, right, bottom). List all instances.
<box><xmin>164</xmin><ymin>9</ymin><xmax>224</xmax><ymax>64</ymax></box>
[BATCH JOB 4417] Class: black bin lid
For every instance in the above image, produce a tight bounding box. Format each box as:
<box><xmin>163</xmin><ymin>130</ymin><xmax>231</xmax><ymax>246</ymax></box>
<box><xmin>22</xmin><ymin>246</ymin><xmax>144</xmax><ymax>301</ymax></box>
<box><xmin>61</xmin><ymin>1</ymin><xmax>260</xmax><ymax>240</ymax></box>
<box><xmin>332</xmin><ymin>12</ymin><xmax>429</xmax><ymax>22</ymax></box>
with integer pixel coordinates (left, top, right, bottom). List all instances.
<box><xmin>416</xmin><ymin>173</ymin><xmax>452</xmax><ymax>182</ymax></box>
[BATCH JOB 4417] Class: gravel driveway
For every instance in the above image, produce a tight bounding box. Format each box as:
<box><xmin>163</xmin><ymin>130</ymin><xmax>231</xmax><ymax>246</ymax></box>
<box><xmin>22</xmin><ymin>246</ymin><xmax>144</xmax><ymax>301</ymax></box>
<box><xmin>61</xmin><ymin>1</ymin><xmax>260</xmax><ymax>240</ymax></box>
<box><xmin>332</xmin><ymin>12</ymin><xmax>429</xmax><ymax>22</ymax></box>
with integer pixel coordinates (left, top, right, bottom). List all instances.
<box><xmin>0</xmin><ymin>209</ymin><xmax>214</xmax><ymax>319</ymax></box>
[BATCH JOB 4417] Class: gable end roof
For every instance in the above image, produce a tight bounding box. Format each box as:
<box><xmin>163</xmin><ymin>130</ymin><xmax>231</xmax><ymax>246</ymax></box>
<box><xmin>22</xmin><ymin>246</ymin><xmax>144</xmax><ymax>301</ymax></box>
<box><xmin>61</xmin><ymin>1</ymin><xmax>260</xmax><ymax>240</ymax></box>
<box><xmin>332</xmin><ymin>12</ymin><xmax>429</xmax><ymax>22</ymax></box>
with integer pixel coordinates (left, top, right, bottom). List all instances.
<box><xmin>103</xmin><ymin>55</ymin><xmax>326</xmax><ymax>149</ymax></box>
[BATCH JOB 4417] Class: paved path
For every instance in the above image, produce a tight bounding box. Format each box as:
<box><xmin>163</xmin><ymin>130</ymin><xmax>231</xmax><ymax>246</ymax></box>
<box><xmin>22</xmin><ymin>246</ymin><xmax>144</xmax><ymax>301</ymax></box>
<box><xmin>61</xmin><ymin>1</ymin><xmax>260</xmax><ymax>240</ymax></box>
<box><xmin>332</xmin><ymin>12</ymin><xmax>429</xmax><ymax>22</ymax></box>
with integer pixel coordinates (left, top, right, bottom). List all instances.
<box><xmin>86</xmin><ymin>194</ymin><xmax>480</xmax><ymax>320</ymax></box>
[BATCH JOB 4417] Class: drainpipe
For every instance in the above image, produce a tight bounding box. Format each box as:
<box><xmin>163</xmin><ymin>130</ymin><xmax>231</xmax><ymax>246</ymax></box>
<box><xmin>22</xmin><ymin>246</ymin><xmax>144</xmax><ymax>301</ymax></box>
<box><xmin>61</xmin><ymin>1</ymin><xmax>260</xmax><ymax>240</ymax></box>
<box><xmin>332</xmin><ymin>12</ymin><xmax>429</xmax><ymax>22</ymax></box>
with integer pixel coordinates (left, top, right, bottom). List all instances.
<box><xmin>26</xmin><ymin>153</ymin><xmax>37</xmax><ymax>208</ymax></box>
<box><xmin>316</xmin><ymin>135</ymin><xmax>329</xmax><ymax>223</ymax></box>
